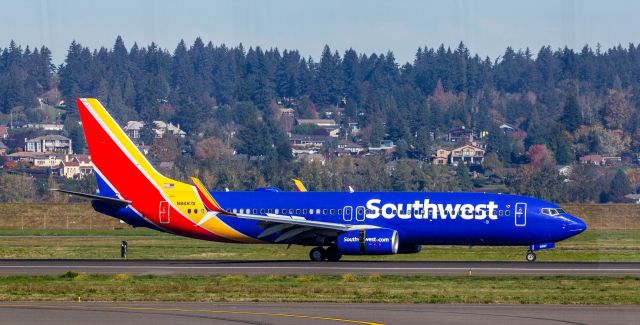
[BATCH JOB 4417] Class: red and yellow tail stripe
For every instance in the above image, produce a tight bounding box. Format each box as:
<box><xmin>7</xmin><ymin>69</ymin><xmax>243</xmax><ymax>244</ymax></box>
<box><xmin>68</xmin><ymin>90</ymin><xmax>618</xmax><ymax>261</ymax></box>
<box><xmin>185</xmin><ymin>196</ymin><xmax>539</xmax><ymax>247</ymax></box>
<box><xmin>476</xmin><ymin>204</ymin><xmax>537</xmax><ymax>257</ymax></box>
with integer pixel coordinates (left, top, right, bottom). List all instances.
<box><xmin>77</xmin><ymin>98</ymin><xmax>259</xmax><ymax>243</ymax></box>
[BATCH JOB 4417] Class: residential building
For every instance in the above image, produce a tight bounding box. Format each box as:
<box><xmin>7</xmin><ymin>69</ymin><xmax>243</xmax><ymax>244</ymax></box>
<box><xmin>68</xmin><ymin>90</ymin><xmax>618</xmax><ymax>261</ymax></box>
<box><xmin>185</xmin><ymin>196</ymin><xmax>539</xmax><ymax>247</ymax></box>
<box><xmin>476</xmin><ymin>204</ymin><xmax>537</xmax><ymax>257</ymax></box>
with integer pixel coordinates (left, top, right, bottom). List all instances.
<box><xmin>448</xmin><ymin>126</ymin><xmax>474</xmax><ymax>142</ymax></box>
<box><xmin>336</xmin><ymin>141</ymin><xmax>365</xmax><ymax>156</ymax></box>
<box><xmin>0</xmin><ymin>141</ymin><xmax>7</xmax><ymax>155</ymax></box>
<box><xmin>25</xmin><ymin>135</ymin><xmax>73</xmax><ymax>154</ymax></box>
<box><xmin>123</xmin><ymin>121</ymin><xmax>145</xmax><ymax>139</ymax></box>
<box><xmin>7</xmin><ymin>152</ymin><xmax>62</xmax><ymax>167</ymax></box>
<box><xmin>54</xmin><ymin>155</ymin><xmax>94</xmax><ymax>179</ymax></box>
<box><xmin>25</xmin><ymin>123</ymin><xmax>64</xmax><ymax>131</ymax></box>
<box><xmin>431</xmin><ymin>144</ymin><xmax>485</xmax><ymax>165</ymax></box>
<box><xmin>289</xmin><ymin>135</ymin><xmax>330</xmax><ymax>148</ymax></box>
<box><xmin>296</xmin><ymin>119</ymin><xmax>338</xmax><ymax>128</ymax></box>
<box><xmin>450</xmin><ymin>144</ymin><xmax>485</xmax><ymax>164</ymax></box>
<box><xmin>369</xmin><ymin>140</ymin><xmax>395</xmax><ymax>151</ymax></box>
<box><xmin>579</xmin><ymin>154</ymin><xmax>605</xmax><ymax>166</ymax></box>
<box><xmin>431</xmin><ymin>148</ymin><xmax>451</xmax><ymax>165</ymax></box>
<box><xmin>153</xmin><ymin>121</ymin><xmax>186</xmax><ymax>138</ymax></box>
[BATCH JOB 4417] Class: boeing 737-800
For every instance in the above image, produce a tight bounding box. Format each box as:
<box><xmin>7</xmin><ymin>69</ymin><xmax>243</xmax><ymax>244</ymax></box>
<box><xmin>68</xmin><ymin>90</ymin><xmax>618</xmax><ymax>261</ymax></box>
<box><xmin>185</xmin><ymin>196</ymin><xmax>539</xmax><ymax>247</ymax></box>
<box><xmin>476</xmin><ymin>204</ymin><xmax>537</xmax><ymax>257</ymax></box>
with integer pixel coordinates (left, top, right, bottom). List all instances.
<box><xmin>55</xmin><ymin>98</ymin><xmax>587</xmax><ymax>262</ymax></box>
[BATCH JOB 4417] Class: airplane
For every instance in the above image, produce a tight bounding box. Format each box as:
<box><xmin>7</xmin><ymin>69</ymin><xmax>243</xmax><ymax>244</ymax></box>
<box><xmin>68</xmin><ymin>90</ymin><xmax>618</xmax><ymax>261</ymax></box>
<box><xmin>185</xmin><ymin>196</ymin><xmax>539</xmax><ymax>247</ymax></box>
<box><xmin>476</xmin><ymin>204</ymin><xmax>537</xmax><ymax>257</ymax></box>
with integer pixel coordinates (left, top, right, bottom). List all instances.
<box><xmin>55</xmin><ymin>98</ymin><xmax>587</xmax><ymax>262</ymax></box>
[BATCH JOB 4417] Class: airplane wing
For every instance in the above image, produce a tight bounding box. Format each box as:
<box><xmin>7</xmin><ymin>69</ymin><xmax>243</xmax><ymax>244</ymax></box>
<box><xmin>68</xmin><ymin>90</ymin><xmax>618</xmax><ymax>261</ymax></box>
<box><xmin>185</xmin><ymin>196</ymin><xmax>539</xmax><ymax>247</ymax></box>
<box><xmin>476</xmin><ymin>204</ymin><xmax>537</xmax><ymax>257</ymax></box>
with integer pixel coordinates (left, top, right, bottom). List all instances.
<box><xmin>228</xmin><ymin>212</ymin><xmax>379</xmax><ymax>243</ymax></box>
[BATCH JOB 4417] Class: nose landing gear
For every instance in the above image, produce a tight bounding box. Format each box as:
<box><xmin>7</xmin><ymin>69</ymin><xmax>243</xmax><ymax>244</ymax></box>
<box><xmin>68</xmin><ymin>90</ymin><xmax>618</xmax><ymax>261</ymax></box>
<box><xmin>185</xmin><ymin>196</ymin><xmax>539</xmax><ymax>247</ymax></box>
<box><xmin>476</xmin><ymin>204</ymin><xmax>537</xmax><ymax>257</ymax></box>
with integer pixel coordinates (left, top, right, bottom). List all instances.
<box><xmin>525</xmin><ymin>251</ymin><xmax>536</xmax><ymax>262</ymax></box>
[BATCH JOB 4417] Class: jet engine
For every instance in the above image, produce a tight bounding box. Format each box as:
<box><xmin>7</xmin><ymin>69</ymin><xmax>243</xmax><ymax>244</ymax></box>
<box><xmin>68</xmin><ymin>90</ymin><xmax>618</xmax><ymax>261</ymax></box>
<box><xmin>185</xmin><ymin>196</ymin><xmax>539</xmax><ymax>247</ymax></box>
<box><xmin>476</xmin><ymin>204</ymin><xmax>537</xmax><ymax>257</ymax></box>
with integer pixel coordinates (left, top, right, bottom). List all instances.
<box><xmin>336</xmin><ymin>228</ymin><xmax>399</xmax><ymax>255</ymax></box>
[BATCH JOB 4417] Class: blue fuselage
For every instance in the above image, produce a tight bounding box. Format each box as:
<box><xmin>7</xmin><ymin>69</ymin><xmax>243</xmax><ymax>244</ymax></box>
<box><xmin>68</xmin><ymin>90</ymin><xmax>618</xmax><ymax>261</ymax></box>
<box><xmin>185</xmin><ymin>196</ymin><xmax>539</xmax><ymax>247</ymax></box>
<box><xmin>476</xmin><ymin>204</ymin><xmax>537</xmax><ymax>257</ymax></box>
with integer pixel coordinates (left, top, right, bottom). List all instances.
<box><xmin>207</xmin><ymin>191</ymin><xmax>586</xmax><ymax>246</ymax></box>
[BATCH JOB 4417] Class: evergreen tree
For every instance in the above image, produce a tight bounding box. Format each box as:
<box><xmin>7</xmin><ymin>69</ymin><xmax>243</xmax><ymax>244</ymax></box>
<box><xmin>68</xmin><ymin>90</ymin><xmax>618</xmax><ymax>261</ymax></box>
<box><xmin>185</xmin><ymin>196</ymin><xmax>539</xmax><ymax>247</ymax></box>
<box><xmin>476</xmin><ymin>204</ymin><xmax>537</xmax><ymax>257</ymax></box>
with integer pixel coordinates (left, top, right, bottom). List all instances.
<box><xmin>609</xmin><ymin>169</ymin><xmax>631</xmax><ymax>202</ymax></box>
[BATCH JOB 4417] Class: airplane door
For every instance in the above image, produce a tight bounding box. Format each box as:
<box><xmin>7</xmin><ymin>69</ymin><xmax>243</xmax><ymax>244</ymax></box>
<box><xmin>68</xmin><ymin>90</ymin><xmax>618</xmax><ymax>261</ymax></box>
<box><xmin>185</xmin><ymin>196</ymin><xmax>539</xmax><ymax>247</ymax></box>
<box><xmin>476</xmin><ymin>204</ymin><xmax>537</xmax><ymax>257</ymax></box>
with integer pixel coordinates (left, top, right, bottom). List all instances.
<box><xmin>515</xmin><ymin>202</ymin><xmax>526</xmax><ymax>227</ymax></box>
<box><xmin>343</xmin><ymin>206</ymin><xmax>353</xmax><ymax>221</ymax></box>
<box><xmin>159</xmin><ymin>201</ymin><xmax>170</xmax><ymax>224</ymax></box>
<box><xmin>355</xmin><ymin>206</ymin><xmax>365</xmax><ymax>221</ymax></box>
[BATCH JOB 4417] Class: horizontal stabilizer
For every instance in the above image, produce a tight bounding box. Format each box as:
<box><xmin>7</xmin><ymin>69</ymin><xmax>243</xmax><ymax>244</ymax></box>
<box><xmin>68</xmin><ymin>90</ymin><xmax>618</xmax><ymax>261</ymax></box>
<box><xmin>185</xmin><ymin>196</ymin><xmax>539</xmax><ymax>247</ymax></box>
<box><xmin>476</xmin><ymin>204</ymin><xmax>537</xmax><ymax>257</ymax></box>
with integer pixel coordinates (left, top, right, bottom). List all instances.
<box><xmin>50</xmin><ymin>189</ymin><xmax>131</xmax><ymax>205</ymax></box>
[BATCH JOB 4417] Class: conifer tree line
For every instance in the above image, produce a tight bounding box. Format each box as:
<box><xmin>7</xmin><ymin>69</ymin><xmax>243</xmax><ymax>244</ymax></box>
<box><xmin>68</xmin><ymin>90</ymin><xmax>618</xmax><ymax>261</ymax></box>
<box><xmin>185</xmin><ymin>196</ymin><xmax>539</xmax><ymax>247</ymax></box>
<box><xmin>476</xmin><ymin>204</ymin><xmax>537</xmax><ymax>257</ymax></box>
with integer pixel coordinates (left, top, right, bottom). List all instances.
<box><xmin>2</xmin><ymin>36</ymin><xmax>640</xmax><ymax>202</ymax></box>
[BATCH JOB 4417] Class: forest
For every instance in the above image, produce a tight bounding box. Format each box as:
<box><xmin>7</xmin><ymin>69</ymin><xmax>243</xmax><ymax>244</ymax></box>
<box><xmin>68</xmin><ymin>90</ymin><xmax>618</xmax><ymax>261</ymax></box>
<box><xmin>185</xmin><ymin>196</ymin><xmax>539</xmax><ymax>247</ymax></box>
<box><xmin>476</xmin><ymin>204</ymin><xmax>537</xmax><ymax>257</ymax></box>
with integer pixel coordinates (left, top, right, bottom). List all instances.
<box><xmin>1</xmin><ymin>36</ymin><xmax>640</xmax><ymax>203</ymax></box>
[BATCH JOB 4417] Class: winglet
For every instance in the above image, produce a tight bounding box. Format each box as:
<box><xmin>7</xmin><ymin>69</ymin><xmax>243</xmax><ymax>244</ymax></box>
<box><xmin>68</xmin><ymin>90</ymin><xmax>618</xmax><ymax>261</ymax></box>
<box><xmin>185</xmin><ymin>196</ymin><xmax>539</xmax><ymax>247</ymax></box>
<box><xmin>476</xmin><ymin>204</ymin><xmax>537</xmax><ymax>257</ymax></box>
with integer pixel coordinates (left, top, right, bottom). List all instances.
<box><xmin>190</xmin><ymin>177</ymin><xmax>233</xmax><ymax>215</ymax></box>
<box><xmin>292</xmin><ymin>178</ymin><xmax>307</xmax><ymax>192</ymax></box>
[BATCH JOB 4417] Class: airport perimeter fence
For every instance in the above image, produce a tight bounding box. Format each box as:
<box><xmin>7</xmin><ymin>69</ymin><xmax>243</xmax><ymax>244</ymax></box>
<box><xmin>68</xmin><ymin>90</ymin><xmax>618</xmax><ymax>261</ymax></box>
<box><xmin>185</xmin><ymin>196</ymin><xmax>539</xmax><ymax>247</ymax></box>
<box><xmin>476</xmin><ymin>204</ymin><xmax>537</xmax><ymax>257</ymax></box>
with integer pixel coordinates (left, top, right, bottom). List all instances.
<box><xmin>0</xmin><ymin>203</ymin><xmax>638</xmax><ymax>230</ymax></box>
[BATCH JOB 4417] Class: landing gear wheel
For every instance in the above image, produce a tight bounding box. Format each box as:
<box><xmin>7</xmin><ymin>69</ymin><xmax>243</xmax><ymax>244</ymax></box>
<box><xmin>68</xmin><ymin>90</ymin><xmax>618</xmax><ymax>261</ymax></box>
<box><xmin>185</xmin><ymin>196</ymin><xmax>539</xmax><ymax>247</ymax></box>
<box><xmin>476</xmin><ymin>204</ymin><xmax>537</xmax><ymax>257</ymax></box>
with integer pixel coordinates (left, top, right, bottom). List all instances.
<box><xmin>309</xmin><ymin>247</ymin><xmax>326</xmax><ymax>261</ymax></box>
<box><xmin>526</xmin><ymin>251</ymin><xmax>537</xmax><ymax>262</ymax></box>
<box><xmin>325</xmin><ymin>245</ymin><xmax>342</xmax><ymax>262</ymax></box>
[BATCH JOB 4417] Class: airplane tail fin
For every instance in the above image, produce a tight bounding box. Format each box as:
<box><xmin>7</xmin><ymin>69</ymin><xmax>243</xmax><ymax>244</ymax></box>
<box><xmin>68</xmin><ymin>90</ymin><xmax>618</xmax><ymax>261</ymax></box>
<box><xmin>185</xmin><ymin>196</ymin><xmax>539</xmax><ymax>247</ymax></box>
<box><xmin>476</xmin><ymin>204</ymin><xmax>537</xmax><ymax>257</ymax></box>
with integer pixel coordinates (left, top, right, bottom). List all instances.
<box><xmin>76</xmin><ymin>98</ymin><xmax>173</xmax><ymax>205</ymax></box>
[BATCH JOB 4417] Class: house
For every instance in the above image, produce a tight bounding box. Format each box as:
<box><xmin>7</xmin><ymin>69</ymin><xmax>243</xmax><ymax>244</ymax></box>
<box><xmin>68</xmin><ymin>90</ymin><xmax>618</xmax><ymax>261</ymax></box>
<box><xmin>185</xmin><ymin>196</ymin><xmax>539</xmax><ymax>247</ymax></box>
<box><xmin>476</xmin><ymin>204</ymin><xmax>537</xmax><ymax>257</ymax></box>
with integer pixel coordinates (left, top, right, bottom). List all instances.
<box><xmin>0</xmin><ymin>126</ymin><xmax>8</xmax><ymax>139</ymax></box>
<box><xmin>54</xmin><ymin>155</ymin><xmax>94</xmax><ymax>179</ymax></box>
<box><xmin>296</xmin><ymin>119</ymin><xmax>338</xmax><ymax>128</ymax></box>
<box><xmin>0</xmin><ymin>141</ymin><xmax>7</xmax><ymax>155</ymax></box>
<box><xmin>153</xmin><ymin>121</ymin><xmax>186</xmax><ymax>138</ymax></box>
<box><xmin>579</xmin><ymin>154</ymin><xmax>605</xmax><ymax>166</ymax></box>
<box><xmin>123</xmin><ymin>121</ymin><xmax>145</xmax><ymax>139</ymax></box>
<box><xmin>327</xmin><ymin>128</ymin><xmax>340</xmax><ymax>138</ymax></box>
<box><xmin>25</xmin><ymin>123</ymin><xmax>64</xmax><ymax>131</ymax></box>
<box><xmin>25</xmin><ymin>135</ymin><xmax>73</xmax><ymax>154</ymax></box>
<box><xmin>289</xmin><ymin>135</ymin><xmax>330</xmax><ymax>148</ymax></box>
<box><xmin>431</xmin><ymin>148</ymin><xmax>451</xmax><ymax>165</ymax></box>
<box><xmin>558</xmin><ymin>165</ymin><xmax>573</xmax><ymax>177</ymax></box>
<box><xmin>368</xmin><ymin>140</ymin><xmax>396</xmax><ymax>153</ymax></box>
<box><xmin>448</xmin><ymin>126</ymin><xmax>474</xmax><ymax>142</ymax></box>
<box><xmin>7</xmin><ymin>152</ymin><xmax>62</xmax><ymax>167</ymax></box>
<box><xmin>450</xmin><ymin>144</ymin><xmax>485</xmax><ymax>164</ymax></box>
<box><xmin>336</xmin><ymin>141</ymin><xmax>365</xmax><ymax>156</ymax></box>
<box><xmin>603</xmin><ymin>156</ymin><xmax>622</xmax><ymax>165</ymax></box>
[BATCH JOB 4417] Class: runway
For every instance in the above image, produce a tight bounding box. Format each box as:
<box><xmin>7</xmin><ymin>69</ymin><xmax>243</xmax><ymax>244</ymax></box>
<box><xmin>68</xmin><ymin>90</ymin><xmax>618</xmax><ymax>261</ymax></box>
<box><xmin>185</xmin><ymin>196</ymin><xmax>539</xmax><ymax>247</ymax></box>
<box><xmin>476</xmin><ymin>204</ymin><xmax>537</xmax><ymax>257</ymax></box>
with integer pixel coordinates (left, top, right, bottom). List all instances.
<box><xmin>0</xmin><ymin>302</ymin><xmax>637</xmax><ymax>324</ymax></box>
<box><xmin>0</xmin><ymin>260</ymin><xmax>639</xmax><ymax>276</ymax></box>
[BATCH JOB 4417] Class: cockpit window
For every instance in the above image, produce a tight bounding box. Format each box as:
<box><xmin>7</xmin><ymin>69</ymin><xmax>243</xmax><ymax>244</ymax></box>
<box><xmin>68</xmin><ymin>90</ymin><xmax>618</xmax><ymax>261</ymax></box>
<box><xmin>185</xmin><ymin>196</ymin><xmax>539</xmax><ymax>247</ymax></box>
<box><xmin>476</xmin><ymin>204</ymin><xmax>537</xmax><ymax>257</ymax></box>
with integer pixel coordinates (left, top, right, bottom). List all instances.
<box><xmin>541</xmin><ymin>208</ymin><xmax>563</xmax><ymax>216</ymax></box>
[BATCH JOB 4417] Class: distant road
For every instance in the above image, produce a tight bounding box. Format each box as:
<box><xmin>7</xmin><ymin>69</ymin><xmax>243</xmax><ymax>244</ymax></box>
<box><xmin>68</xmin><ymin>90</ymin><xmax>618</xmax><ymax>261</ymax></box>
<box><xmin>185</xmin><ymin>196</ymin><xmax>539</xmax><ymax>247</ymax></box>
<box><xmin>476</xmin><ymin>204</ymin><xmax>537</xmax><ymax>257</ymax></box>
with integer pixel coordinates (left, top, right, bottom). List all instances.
<box><xmin>0</xmin><ymin>260</ymin><xmax>639</xmax><ymax>276</ymax></box>
<box><xmin>0</xmin><ymin>302</ymin><xmax>637</xmax><ymax>325</ymax></box>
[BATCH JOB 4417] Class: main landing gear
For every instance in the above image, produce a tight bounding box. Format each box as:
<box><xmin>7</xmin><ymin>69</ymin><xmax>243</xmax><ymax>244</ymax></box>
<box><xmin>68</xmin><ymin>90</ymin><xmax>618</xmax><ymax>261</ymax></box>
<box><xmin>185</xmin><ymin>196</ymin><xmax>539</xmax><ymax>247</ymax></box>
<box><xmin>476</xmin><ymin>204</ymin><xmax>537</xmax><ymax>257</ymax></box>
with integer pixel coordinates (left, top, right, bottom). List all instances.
<box><xmin>525</xmin><ymin>251</ymin><xmax>537</xmax><ymax>262</ymax></box>
<box><xmin>309</xmin><ymin>246</ymin><xmax>342</xmax><ymax>261</ymax></box>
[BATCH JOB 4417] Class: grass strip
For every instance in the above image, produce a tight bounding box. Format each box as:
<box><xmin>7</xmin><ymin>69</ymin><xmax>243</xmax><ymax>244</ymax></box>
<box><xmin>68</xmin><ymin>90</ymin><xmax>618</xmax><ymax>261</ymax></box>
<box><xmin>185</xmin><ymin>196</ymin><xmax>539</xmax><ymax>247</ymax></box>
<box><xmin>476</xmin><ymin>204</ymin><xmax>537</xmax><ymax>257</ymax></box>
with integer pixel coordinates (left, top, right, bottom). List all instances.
<box><xmin>0</xmin><ymin>273</ymin><xmax>638</xmax><ymax>304</ymax></box>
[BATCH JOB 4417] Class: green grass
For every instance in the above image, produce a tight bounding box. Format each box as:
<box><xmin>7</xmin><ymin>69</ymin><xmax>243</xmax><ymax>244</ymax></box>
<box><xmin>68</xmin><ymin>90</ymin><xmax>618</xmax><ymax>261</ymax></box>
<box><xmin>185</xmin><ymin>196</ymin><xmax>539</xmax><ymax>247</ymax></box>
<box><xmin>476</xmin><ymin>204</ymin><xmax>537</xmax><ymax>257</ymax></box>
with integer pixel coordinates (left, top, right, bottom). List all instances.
<box><xmin>0</xmin><ymin>229</ymin><xmax>637</xmax><ymax>261</ymax></box>
<box><xmin>0</xmin><ymin>273</ymin><xmax>638</xmax><ymax>304</ymax></box>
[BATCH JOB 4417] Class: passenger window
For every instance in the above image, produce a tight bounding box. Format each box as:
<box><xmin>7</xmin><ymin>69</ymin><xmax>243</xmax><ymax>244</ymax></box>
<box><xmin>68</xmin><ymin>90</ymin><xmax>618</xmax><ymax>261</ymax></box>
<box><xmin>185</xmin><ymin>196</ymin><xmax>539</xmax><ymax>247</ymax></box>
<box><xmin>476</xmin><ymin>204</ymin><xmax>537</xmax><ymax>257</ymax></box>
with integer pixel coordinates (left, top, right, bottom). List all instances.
<box><xmin>187</xmin><ymin>209</ymin><xmax>191</xmax><ymax>214</ymax></box>
<box><xmin>233</xmin><ymin>209</ymin><xmax>237</xmax><ymax>213</ymax></box>
<box><xmin>201</xmin><ymin>209</ymin><xmax>205</xmax><ymax>214</ymax></box>
<box><xmin>499</xmin><ymin>210</ymin><xmax>504</xmax><ymax>216</ymax></box>
<box><xmin>303</xmin><ymin>209</ymin><xmax>307</xmax><ymax>214</ymax></box>
<box><xmin>296</xmin><ymin>209</ymin><xmax>301</xmax><ymax>214</ymax></box>
<box><xmin>323</xmin><ymin>209</ymin><xmax>328</xmax><ymax>214</ymax></box>
<box><xmin>289</xmin><ymin>209</ymin><xmax>294</xmax><ymax>214</ymax></box>
<box><xmin>309</xmin><ymin>209</ymin><xmax>314</xmax><ymax>215</ymax></box>
<box><xmin>268</xmin><ymin>209</ymin><xmax>273</xmax><ymax>214</ymax></box>
<box><xmin>193</xmin><ymin>209</ymin><xmax>197</xmax><ymax>214</ymax></box>
<box><xmin>316</xmin><ymin>209</ymin><xmax>321</xmax><ymax>214</ymax></box>
<box><xmin>505</xmin><ymin>210</ymin><xmax>510</xmax><ymax>216</ymax></box>
<box><xmin>260</xmin><ymin>209</ymin><xmax>265</xmax><ymax>214</ymax></box>
<box><xmin>338</xmin><ymin>209</ymin><xmax>343</xmax><ymax>215</ymax></box>
<box><xmin>330</xmin><ymin>209</ymin><xmax>335</xmax><ymax>214</ymax></box>
<box><xmin>253</xmin><ymin>209</ymin><xmax>257</xmax><ymax>214</ymax></box>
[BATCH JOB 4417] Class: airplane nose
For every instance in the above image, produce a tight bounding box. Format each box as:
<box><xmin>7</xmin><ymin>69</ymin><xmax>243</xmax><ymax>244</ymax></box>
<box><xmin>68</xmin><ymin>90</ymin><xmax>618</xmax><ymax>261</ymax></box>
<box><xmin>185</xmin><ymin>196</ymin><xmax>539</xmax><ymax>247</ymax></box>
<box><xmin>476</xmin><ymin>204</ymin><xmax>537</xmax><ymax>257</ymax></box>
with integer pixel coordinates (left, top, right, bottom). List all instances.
<box><xmin>565</xmin><ymin>215</ymin><xmax>587</xmax><ymax>234</ymax></box>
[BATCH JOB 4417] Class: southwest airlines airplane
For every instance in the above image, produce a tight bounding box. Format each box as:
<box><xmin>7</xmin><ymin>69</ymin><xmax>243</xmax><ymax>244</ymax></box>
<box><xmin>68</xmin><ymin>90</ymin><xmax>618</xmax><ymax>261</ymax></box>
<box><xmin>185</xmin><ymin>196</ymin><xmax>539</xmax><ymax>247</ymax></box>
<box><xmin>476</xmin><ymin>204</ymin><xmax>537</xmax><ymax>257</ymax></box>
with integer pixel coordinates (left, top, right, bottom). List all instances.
<box><xmin>56</xmin><ymin>98</ymin><xmax>587</xmax><ymax>262</ymax></box>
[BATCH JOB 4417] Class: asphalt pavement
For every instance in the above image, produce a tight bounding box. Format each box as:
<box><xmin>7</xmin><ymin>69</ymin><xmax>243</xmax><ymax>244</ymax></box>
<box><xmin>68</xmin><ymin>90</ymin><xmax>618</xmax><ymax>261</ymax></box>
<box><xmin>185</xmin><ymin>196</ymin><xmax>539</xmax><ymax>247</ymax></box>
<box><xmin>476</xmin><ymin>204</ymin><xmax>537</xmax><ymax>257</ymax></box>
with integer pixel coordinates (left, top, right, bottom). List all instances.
<box><xmin>0</xmin><ymin>259</ymin><xmax>638</xmax><ymax>276</ymax></box>
<box><xmin>0</xmin><ymin>302</ymin><xmax>637</xmax><ymax>325</ymax></box>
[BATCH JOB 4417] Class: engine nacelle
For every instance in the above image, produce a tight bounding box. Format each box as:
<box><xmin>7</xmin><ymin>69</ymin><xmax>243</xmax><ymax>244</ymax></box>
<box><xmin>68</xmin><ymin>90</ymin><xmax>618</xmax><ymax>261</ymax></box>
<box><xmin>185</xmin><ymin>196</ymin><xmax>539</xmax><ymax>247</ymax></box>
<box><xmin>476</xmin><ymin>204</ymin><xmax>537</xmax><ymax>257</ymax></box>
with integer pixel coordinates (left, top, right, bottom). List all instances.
<box><xmin>337</xmin><ymin>228</ymin><xmax>399</xmax><ymax>255</ymax></box>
